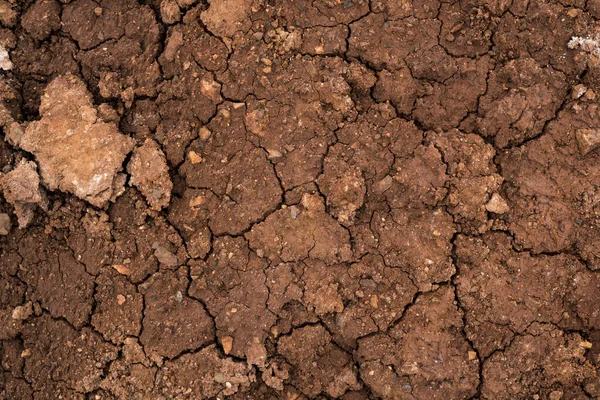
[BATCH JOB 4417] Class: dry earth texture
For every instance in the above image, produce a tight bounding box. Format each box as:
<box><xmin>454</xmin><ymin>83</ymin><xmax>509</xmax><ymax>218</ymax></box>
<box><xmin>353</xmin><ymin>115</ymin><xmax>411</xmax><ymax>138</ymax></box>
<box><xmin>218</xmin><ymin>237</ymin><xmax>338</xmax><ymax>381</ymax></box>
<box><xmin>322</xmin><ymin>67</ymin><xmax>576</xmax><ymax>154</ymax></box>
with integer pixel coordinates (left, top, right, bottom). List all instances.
<box><xmin>1</xmin><ymin>0</ymin><xmax>600</xmax><ymax>399</ymax></box>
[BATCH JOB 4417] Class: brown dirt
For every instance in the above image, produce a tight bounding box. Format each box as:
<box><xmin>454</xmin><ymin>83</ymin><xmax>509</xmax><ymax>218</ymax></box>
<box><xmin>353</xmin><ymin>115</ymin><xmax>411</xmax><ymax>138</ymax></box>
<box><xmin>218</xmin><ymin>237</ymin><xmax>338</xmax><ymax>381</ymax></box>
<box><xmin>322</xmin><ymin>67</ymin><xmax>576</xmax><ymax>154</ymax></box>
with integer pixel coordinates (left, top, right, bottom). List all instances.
<box><xmin>1</xmin><ymin>0</ymin><xmax>600</xmax><ymax>399</ymax></box>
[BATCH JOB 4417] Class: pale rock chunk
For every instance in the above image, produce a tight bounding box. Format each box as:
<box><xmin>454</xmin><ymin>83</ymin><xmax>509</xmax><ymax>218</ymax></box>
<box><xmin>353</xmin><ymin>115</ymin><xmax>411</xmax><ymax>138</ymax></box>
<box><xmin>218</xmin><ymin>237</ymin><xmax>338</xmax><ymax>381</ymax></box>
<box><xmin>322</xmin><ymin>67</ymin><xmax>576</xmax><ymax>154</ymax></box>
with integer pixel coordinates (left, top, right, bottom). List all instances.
<box><xmin>486</xmin><ymin>193</ymin><xmax>510</xmax><ymax>214</ymax></box>
<box><xmin>19</xmin><ymin>74</ymin><xmax>134</xmax><ymax>207</ymax></box>
<box><xmin>12</xmin><ymin>302</ymin><xmax>33</xmax><ymax>320</ymax></box>
<box><xmin>0</xmin><ymin>44</ymin><xmax>12</xmax><ymax>70</ymax></box>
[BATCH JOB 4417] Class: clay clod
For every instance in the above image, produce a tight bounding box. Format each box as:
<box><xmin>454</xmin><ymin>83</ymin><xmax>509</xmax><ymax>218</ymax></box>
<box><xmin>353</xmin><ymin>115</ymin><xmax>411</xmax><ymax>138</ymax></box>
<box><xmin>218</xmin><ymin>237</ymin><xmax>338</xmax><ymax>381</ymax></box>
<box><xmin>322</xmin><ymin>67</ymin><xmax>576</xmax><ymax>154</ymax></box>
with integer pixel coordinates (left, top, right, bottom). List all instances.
<box><xmin>127</xmin><ymin>139</ymin><xmax>173</xmax><ymax>210</ymax></box>
<box><xmin>19</xmin><ymin>74</ymin><xmax>133</xmax><ymax>207</ymax></box>
<box><xmin>0</xmin><ymin>161</ymin><xmax>47</xmax><ymax>228</ymax></box>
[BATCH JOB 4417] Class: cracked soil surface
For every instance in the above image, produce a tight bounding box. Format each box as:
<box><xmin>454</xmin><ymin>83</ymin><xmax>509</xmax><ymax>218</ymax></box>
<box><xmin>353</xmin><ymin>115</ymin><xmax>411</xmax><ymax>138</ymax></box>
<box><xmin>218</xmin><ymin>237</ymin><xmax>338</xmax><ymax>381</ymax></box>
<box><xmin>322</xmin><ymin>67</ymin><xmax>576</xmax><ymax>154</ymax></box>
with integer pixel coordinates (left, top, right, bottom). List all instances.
<box><xmin>1</xmin><ymin>0</ymin><xmax>600</xmax><ymax>399</ymax></box>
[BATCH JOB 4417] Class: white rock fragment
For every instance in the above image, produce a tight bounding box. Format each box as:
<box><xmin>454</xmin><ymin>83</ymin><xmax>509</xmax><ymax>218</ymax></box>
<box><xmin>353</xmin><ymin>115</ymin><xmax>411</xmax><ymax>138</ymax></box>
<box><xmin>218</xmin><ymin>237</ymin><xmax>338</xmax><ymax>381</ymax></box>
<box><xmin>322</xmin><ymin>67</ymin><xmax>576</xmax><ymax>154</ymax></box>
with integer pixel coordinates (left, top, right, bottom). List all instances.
<box><xmin>0</xmin><ymin>44</ymin><xmax>12</xmax><ymax>70</ymax></box>
<box><xmin>569</xmin><ymin>35</ymin><xmax>600</xmax><ymax>56</ymax></box>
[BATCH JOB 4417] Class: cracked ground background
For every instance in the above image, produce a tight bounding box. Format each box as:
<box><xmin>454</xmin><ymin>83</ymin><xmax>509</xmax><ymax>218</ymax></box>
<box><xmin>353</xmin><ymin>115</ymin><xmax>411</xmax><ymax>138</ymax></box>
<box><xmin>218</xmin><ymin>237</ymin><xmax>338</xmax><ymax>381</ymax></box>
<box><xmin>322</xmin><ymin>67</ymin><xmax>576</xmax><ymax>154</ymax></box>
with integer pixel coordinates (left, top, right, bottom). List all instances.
<box><xmin>1</xmin><ymin>0</ymin><xmax>600</xmax><ymax>398</ymax></box>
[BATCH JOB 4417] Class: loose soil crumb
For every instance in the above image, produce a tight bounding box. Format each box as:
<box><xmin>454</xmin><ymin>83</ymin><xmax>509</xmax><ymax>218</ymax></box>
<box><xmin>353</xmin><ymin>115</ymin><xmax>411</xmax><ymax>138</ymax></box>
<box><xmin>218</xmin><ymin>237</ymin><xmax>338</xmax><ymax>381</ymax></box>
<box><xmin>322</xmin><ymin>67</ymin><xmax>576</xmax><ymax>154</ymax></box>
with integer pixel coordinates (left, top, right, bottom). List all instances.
<box><xmin>127</xmin><ymin>138</ymin><xmax>172</xmax><ymax>210</ymax></box>
<box><xmin>1</xmin><ymin>1</ymin><xmax>600</xmax><ymax>399</ymax></box>
<box><xmin>0</xmin><ymin>160</ymin><xmax>47</xmax><ymax>228</ymax></box>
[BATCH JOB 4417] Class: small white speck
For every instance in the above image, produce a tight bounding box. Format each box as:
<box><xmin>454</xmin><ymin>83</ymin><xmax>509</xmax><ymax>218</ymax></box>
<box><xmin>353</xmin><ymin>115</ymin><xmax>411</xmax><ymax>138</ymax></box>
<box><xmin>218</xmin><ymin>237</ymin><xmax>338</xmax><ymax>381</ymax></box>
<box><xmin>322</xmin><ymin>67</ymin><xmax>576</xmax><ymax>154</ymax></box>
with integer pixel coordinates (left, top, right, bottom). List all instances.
<box><xmin>0</xmin><ymin>45</ymin><xmax>12</xmax><ymax>71</ymax></box>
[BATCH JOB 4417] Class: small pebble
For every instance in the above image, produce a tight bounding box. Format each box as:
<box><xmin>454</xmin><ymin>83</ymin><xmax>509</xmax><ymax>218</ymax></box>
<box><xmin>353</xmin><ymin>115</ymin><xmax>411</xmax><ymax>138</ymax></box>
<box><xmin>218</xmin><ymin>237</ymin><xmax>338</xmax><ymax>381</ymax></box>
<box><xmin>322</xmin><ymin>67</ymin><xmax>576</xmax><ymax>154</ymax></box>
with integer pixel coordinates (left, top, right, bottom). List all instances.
<box><xmin>550</xmin><ymin>391</ymin><xmax>563</xmax><ymax>400</ymax></box>
<box><xmin>289</xmin><ymin>206</ymin><xmax>300</xmax><ymax>220</ymax></box>
<box><xmin>468</xmin><ymin>351</ymin><xmax>477</xmax><ymax>361</ymax></box>
<box><xmin>188</xmin><ymin>150</ymin><xmax>203</xmax><ymax>164</ymax></box>
<box><xmin>572</xmin><ymin>84</ymin><xmax>587</xmax><ymax>99</ymax></box>
<box><xmin>267</xmin><ymin>148</ymin><xmax>282</xmax><ymax>159</ymax></box>
<box><xmin>221</xmin><ymin>336</ymin><xmax>234</xmax><ymax>354</ymax></box>
<box><xmin>199</xmin><ymin>126</ymin><xmax>212</xmax><ymax>141</ymax></box>
<box><xmin>486</xmin><ymin>193</ymin><xmax>510</xmax><ymax>214</ymax></box>
<box><xmin>370</xmin><ymin>295</ymin><xmax>378</xmax><ymax>309</ymax></box>
<box><xmin>112</xmin><ymin>264</ymin><xmax>132</xmax><ymax>276</ymax></box>
<box><xmin>374</xmin><ymin>175</ymin><xmax>393</xmax><ymax>193</ymax></box>
<box><xmin>575</xmin><ymin>128</ymin><xmax>600</xmax><ymax>156</ymax></box>
<box><xmin>94</xmin><ymin>7</ymin><xmax>103</xmax><ymax>16</ymax></box>
<box><xmin>153</xmin><ymin>245</ymin><xmax>178</xmax><ymax>267</ymax></box>
<box><xmin>189</xmin><ymin>195</ymin><xmax>205</xmax><ymax>208</ymax></box>
<box><xmin>11</xmin><ymin>302</ymin><xmax>33</xmax><ymax>320</ymax></box>
<box><xmin>117</xmin><ymin>294</ymin><xmax>126</xmax><ymax>305</ymax></box>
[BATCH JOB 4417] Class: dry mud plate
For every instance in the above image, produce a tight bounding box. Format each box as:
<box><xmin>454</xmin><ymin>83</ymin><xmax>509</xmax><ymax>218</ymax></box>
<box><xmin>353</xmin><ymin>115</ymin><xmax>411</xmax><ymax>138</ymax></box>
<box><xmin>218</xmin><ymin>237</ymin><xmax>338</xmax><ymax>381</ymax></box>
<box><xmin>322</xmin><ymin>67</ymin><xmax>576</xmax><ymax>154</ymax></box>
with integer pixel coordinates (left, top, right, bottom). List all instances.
<box><xmin>2</xmin><ymin>0</ymin><xmax>600</xmax><ymax>399</ymax></box>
